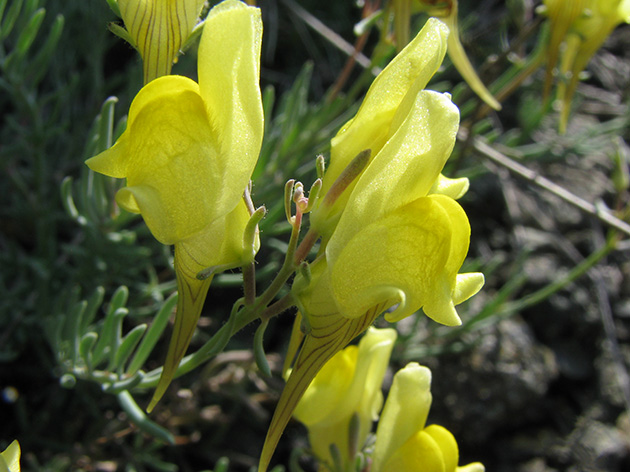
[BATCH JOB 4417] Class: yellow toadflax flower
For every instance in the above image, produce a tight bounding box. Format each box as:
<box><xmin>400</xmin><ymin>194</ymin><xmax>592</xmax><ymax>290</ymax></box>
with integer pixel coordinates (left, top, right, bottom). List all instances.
<box><xmin>371</xmin><ymin>363</ymin><xmax>484</xmax><ymax>472</ymax></box>
<box><xmin>259</xmin><ymin>18</ymin><xmax>484</xmax><ymax>471</ymax></box>
<box><xmin>0</xmin><ymin>440</ymin><xmax>20</xmax><ymax>472</ymax></box>
<box><xmin>293</xmin><ymin>327</ymin><xmax>397</xmax><ymax>471</ymax></box>
<box><xmin>86</xmin><ymin>0</ymin><xmax>263</xmax><ymax>411</ymax></box>
<box><xmin>118</xmin><ymin>0</ymin><xmax>206</xmax><ymax>83</ymax></box>
<box><xmin>542</xmin><ymin>0</ymin><xmax>630</xmax><ymax>132</ymax></box>
<box><xmin>310</xmin><ymin>16</ymin><xmax>466</xmax><ymax>239</ymax></box>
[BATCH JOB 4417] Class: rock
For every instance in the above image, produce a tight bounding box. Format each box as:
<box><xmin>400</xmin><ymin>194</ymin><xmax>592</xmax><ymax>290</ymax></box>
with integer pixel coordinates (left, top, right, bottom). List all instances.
<box><xmin>562</xmin><ymin>419</ymin><xmax>628</xmax><ymax>471</ymax></box>
<box><xmin>427</xmin><ymin>316</ymin><xmax>558</xmax><ymax>443</ymax></box>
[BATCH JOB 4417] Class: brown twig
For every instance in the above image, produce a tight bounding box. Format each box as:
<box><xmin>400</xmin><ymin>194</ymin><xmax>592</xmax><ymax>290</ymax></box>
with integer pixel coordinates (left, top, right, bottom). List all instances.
<box><xmin>281</xmin><ymin>0</ymin><xmax>377</xmax><ymax>73</ymax></box>
<box><xmin>464</xmin><ymin>130</ymin><xmax>630</xmax><ymax>238</ymax></box>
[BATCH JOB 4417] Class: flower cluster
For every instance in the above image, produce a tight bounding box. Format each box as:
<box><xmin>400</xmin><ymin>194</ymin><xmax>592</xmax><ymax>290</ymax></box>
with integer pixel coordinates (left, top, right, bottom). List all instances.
<box><xmin>372</xmin><ymin>363</ymin><xmax>484</xmax><ymax>472</ymax></box>
<box><xmin>259</xmin><ymin>17</ymin><xmax>483</xmax><ymax>471</ymax></box>
<box><xmin>87</xmin><ymin>1</ymin><xmax>484</xmax><ymax>469</ymax></box>
<box><xmin>293</xmin><ymin>327</ymin><xmax>397</xmax><ymax>469</ymax></box>
<box><xmin>293</xmin><ymin>328</ymin><xmax>484</xmax><ymax>472</ymax></box>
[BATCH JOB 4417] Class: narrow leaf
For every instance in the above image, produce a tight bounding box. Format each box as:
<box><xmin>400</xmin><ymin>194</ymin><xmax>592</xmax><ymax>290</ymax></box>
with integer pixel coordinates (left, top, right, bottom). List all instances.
<box><xmin>81</xmin><ymin>286</ymin><xmax>106</xmax><ymax>333</ymax></box>
<box><xmin>15</xmin><ymin>7</ymin><xmax>45</xmax><ymax>57</ymax></box>
<box><xmin>27</xmin><ymin>13</ymin><xmax>64</xmax><ymax>85</ymax></box>
<box><xmin>126</xmin><ymin>293</ymin><xmax>177</xmax><ymax>375</ymax></box>
<box><xmin>254</xmin><ymin>319</ymin><xmax>271</xmax><ymax>377</ymax></box>
<box><xmin>0</xmin><ymin>0</ymin><xmax>23</xmax><ymax>41</ymax></box>
<box><xmin>107</xmin><ymin>307</ymin><xmax>129</xmax><ymax>371</ymax></box>
<box><xmin>79</xmin><ymin>332</ymin><xmax>98</xmax><ymax>371</ymax></box>
<box><xmin>92</xmin><ymin>306</ymin><xmax>126</xmax><ymax>367</ymax></box>
<box><xmin>63</xmin><ymin>300</ymin><xmax>87</xmax><ymax>364</ymax></box>
<box><xmin>114</xmin><ymin>324</ymin><xmax>147</xmax><ymax>371</ymax></box>
<box><xmin>105</xmin><ymin>0</ymin><xmax>121</xmax><ymax>18</ymax></box>
<box><xmin>60</xmin><ymin>177</ymin><xmax>86</xmax><ymax>225</ymax></box>
<box><xmin>117</xmin><ymin>391</ymin><xmax>175</xmax><ymax>444</ymax></box>
<box><xmin>104</xmin><ymin>371</ymin><xmax>144</xmax><ymax>393</ymax></box>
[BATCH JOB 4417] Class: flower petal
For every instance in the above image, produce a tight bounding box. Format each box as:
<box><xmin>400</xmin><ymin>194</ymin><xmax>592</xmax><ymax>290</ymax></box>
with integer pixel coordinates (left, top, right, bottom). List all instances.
<box><xmin>452</xmin><ymin>272</ymin><xmax>485</xmax><ymax>306</ymax></box>
<box><xmin>197</xmin><ymin>0</ymin><xmax>264</xmax><ymax>217</ymax></box>
<box><xmin>373</xmin><ymin>363</ymin><xmax>433</xmax><ymax>472</ymax></box>
<box><xmin>329</xmin><ymin>195</ymin><xmax>470</xmax><ymax>326</ymax></box>
<box><xmin>550</xmin><ymin>0</ymin><xmax>629</xmax><ymax>132</ymax></box>
<box><xmin>293</xmin><ymin>345</ymin><xmax>358</xmax><ymax>427</ymax></box>
<box><xmin>425</xmin><ymin>425</ymin><xmax>459</xmax><ymax>472</ymax></box>
<box><xmin>542</xmin><ymin>0</ymin><xmax>588</xmax><ymax>99</ymax></box>
<box><xmin>327</xmin><ymin>90</ymin><xmax>459</xmax><ymax>262</ymax></box>
<box><xmin>321</xmin><ymin>18</ymin><xmax>449</xmax><ymax>204</ymax></box>
<box><xmin>85</xmin><ymin>132</ymin><xmax>130</xmax><ymax>179</ymax></box>
<box><xmin>101</xmin><ymin>75</ymin><xmax>225</xmax><ymax>244</ymax></box>
<box><xmin>86</xmin><ymin>76</ymin><xmax>203</xmax><ymax>182</ymax></box>
<box><xmin>295</xmin><ymin>328</ymin><xmax>396</xmax><ymax>468</ymax></box>
<box><xmin>429</xmin><ymin>174</ymin><xmax>470</xmax><ymax>200</ymax></box>
<box><xmin>147</xmin><ymin>245</ymin><xmax>213</xmax><ymax>412</ymax></box>
<box><xmin>381</xmin><ymin>430</ymin><xmax>446</xmax><ymax>472</ymax></box>
<box><xmin>457</xmin><ymin>463</ymin><xmax>486</xmax><ymax>472</ymax></box>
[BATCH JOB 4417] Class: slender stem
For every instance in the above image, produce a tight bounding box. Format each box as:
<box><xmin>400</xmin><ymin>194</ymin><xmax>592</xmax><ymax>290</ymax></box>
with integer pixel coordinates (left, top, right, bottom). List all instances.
<box><xmin>327</xmin><ymin>1</ymin><xmax>372</xmax><ymax>103</ymax></box>
<box><xmin>252</xmin><ymin>210</ymin><xmax>303</xmax><ymax>310</ymax></box>
<box><xmin>138</xmin><ymin>193</ymin><xmax>323</xmax><ymax>389</ymax></box>
<box><xmin>294</xmin><ymin>228</ymin><xmax>318</xmax><ymax>265</ymax></box>
<box><xmin>140</xmin><ymin>302</ymin><xmax>249</xmax><ymax>387</ymax></box>
<box><xmin>475</xmin><ymin>51</ymin><xmax>545</xmax><ymax>120</ymax></box>
<box><xmin>282</xmin><ymin>0</ymin><xmax>373</xmax><ymax>70</ymax></box>
<box><xmin>243</xmin><ymin>261</ymin><xmax>256</xmax><ymax>306</ymax></box>
<box><xmin>261</xmin><ymin>293</ymin><xmax>296</xmax><ymax>321</ymax></box>
<box><xmin>502</xmin><ymin>236</ymin><xmax>618</xmax><ymax>315</ymax></box>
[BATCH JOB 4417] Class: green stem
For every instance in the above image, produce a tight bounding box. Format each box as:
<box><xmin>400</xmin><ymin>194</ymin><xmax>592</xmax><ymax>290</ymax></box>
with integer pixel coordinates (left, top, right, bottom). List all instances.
<box><xmin>503</xmin><ymin>236</ymin><xmax>617</xmax><ymax>315</ymax></box>
<box><xmin>261</xmin><ymin>293</ymin><xmax>296</xmax><ymax>321</ymax></box>
<box><xmin>243</xmin><ymin>261</ymin><xmax>256</xmax><ymax>306</ymax></box>
<box><xmin>138</xmin><ymin>213</ymin><xmax>320</xmax><ymax>389</ymax></box>
<box><xmin>459</xmin><ymin>234</ymin><xmax>619</xmax><ymax>335</ymax></box>
<box><xmin>253</xmin><ymin>210</ymin><xmax>304</xmax><ymax>310</ymax></box>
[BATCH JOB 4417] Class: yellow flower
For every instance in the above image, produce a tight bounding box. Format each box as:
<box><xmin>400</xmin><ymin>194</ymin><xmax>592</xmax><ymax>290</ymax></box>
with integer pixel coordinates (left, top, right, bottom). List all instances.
<box><xmin>0</xmin><ymin>440</ymin><xmax>20</xmax><ymax>472</ymax></box>
<box><xmin>372</xmin><ymin>363</ymin><xmax>484</xmax><ymax>472</ymax></box>
<box><xmin>258</xmin><ymin>18</ymin><xmax>483</xmax><ymax>471</ymax></box>
<box><xmin>118</xmin><ymin>0</ymin><xmax>206</xmax><ymax>83</ymax></box>
<box><xmin>87</xmin><ymin>0</ymin><xmax>263</xmax><ymax>411</ymax></box>
<box><xmin>311</xmin><ymin>16</ymin><xmax>452</xmax><ymax>237</ymax></box>
<box><xmin>293</xmin><ymin>327</ymin><xmax>397</xmax><ymax>470</ymax></box>
<box><xmin>542</xmin><ymin>0</ymin><xmax>630</xmax><ymax>132</ymax></box>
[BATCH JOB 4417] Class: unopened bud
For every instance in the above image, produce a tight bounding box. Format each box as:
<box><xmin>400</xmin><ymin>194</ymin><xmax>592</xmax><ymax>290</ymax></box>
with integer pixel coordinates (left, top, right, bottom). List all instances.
<box><xmin>316</xmin><ymin>154</ymin><xmax>326</xmax><ymax>180</ymax></box>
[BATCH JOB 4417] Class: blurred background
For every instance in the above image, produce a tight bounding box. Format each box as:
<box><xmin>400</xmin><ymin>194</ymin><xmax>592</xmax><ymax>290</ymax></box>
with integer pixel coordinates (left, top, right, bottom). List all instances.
<box><xmin>1</xmin><ymin>0</ymin><xmax>629</xmax><ymax>470</ymax></box>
